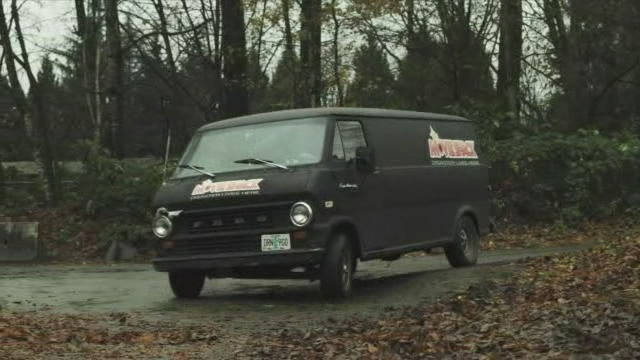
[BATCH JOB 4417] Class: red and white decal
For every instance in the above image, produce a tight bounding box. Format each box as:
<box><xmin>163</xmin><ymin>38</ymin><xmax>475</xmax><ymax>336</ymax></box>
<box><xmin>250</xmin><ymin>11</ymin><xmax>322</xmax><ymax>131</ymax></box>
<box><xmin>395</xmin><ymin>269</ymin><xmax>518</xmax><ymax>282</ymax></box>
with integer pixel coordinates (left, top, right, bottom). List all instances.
<box><xmin>428</xmin><ymin>126</ymin><xmax>478</xmax><ymax>160</ymax></box>
<box><xmin>191</xmin><ymin>178</ymin><xmax>263</xmax><ymax>197</ymax></box>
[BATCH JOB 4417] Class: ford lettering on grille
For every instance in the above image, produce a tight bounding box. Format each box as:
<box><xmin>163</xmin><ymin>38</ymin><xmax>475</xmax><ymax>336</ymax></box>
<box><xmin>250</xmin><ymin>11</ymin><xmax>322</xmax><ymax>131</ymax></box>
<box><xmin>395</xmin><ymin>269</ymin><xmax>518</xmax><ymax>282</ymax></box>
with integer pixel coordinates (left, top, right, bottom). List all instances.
<box><xmin>188</xmin><ymin>212</ymin><xmax>273</xmax><ymax>233</ymax></box>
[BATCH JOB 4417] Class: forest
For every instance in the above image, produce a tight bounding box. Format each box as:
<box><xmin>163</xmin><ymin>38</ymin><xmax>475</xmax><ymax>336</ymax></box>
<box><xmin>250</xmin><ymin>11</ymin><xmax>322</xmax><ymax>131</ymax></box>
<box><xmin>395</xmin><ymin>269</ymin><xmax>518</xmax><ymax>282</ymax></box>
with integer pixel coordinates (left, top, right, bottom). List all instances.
<box><xmin>1</xmin><ymin>0</ymin><xmax>640</xmax><ymax>250</ymax></box>
<box><xmin>2</xmin><ymin>2</ymin><xmax>640</xmax><ymax>358</ymax></box>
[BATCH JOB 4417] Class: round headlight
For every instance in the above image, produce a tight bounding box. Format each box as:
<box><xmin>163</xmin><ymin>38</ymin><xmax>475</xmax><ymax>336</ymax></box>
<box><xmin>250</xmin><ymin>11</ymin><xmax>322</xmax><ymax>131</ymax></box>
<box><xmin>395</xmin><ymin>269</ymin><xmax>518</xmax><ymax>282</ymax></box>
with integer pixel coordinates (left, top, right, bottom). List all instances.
<box><xmin>290</xmin><ymin>201</ymin><xmax>313</xmax><ymax>227</ymax></box>
<box><xmin>152</xmin><ymin>216</ymin><xmax>173</xmax><ymax>238</ymax></box>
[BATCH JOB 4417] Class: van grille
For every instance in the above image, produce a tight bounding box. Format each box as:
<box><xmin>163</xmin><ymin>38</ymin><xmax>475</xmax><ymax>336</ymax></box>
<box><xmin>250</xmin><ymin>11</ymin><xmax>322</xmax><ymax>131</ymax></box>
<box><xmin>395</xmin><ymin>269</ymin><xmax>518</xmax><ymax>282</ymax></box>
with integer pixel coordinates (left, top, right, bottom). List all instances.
<box><xmin>186</xmin><ymin>211</ymin><xmax>274</xmax><ymax>233</ymax></box>
<box><xmin>170</xmin><ymin>236</ymin><xmax>259</xmax><ymax>256</ymax></box>
<box><xmin>167</xmin><ymin>204</ymin><xmax>291</xmax><ymax>255</ymax></box>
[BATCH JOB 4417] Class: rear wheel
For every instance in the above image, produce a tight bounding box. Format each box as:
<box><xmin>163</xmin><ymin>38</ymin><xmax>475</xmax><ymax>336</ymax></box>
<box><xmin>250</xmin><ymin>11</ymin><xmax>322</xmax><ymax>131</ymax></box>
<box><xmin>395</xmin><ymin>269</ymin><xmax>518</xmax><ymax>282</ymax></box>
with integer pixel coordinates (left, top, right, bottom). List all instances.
<box><xmin>169</xmin><ymin>271</ymin><xmax>205</xmax><ymax>299</ymax></box>
<box><xmin>320</xmin><ymin>233</ymin><xmax>354</xmax><ymax>299</ymax></box>
<box><xmin>444</xmin><ymin>216</ymin><xmax>479</xmax><ymax>267</ymax></box>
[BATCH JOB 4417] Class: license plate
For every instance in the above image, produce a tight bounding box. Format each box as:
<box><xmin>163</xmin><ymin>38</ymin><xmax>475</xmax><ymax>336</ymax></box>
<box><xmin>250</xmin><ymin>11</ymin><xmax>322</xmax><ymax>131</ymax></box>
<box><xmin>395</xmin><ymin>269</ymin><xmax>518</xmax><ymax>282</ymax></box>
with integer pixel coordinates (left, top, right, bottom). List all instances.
<box><xmin>261</xmin><ymin>234</ymin><xmax>291</xmax><ymax>252</ymax></box>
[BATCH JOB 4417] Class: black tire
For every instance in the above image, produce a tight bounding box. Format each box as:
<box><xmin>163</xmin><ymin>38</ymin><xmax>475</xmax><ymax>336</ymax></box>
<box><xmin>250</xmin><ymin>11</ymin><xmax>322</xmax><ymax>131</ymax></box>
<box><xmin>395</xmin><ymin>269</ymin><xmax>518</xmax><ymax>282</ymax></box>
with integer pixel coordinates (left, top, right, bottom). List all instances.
<box><xmin>444</xmin><ymin>216</ymin><xmax>479</xmax><ymax>268</ymax></box>
<box><xmin>320</xmin><ymin>233</ymin><xmax>354</xmax><ymax>299</ymax></box>
<box><xmin>169</xmin><ymin>271</ymin><xmax>205</xmax><ymax>299</ymax></box>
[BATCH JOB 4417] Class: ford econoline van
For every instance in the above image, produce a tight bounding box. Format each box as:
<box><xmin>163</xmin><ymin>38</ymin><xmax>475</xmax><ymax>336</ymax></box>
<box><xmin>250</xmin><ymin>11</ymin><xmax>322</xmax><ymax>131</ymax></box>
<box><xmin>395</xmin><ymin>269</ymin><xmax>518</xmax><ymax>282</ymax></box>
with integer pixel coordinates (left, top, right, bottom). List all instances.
<box><xmin>151</xmin><ymin>108</ymin><xmax>490</xmax><ymax>299</ymax></box>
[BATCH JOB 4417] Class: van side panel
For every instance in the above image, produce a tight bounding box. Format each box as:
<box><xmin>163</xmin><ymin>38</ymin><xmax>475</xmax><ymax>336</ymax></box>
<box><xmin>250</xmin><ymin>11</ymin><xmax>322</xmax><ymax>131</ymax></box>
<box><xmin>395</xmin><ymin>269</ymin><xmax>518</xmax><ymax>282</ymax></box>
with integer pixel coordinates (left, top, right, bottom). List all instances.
<box><xmin>362</xmin><ymin>118</ymin><xmax>432</xmax><ymax>249</ymax></box>
<box><xmin>426</xmin><ymin>119</ymin><xmax>490</xmax><ymax>239</ymax></box>
<box><xmin>363</xmin><ymin>117</ymin><xmax>489</xmax><ymax>251</ymax></box>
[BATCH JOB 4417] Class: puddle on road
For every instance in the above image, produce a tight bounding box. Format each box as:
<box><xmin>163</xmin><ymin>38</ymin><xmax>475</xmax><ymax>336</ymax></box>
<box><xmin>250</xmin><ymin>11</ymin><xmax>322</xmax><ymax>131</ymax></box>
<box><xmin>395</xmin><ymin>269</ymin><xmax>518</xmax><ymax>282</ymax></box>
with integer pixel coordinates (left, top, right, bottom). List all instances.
<box><xmin>0</xmin><ymin>246</ymin><xmax>588</xmax><ymax>330</ymax></box>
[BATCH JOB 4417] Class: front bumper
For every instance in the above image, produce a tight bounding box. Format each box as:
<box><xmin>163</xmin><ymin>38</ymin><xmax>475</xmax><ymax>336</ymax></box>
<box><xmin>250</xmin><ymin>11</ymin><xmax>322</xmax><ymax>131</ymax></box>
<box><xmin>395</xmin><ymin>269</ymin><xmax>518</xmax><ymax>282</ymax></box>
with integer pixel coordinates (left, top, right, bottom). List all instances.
<box><xmin>152</xmin><ymin>223</ymin><xmax>331</xmax><ymax>272</ymax></box>
<box><xmin>152</xmin><ymin>248</ymin><xmax>324</xmax><ymax>272</ymax></box>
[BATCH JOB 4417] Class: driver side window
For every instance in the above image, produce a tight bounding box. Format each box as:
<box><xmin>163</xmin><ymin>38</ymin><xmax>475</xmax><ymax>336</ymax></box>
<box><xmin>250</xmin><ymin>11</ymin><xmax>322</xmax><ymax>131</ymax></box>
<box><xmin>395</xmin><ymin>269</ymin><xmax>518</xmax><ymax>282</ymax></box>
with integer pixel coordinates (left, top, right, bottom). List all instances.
<box><xmin>337</xmin><ymin>121</ymin><xmax>367</xmax><ymax>161</ymax></box>
<box><xmin>332</xmin><ymin>124</ymin><xmax>345</xmax><ymax>160</ymax></box>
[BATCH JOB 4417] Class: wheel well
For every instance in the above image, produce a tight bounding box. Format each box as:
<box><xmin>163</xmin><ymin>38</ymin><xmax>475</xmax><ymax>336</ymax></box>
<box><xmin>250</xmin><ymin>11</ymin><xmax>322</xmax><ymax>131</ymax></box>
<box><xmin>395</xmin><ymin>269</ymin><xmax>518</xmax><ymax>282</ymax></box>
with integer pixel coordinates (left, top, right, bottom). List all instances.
<box><xmin>330</xmin><ymin>222</ymin><xmax>362</xmax><ymax>259</ymax></box>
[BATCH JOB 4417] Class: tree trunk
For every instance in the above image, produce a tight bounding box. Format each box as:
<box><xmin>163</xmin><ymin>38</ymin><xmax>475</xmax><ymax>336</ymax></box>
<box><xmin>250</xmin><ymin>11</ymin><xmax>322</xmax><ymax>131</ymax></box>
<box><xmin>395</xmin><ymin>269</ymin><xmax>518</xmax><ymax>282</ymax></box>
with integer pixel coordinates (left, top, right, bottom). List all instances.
<box><xmin>543</xmin><ymin>0</ymin><xmax>588</xmax><ymax>131</ymax></box>
<box><xmin>0</xmin><ymin>155</ymin><xmax>5</xmax><ymax>204</ymax></box>
<box><xmin>330</xmin><ymin>0</ymin><xmax>343</xmax><ymax>106</ymax></box>
<box><xmin>212</xmin><ymin>0</ymin><xmax>223</xmax><ymax>120</ymax></box>
<box><xmin>282</xmin><ymin>0</ymin><xmax>299</xmax><ymax>107</ymax></box>
<box><xmin>94</xmin><ymin>14</ymin><xmax>103</xmax><ymax>148</ymax></box>
<box><xmin>152</xmin><ymin>0</ymin><xmax>177</xmax><ymax>74</ymax></box>
<box><xmin>221</xmin><ymin>0</ymin><xmax>249</xmax><ymax>119</ymax></box>
<box><xmin>74</xmin><ymin>0</ymin><xmax>86</xmax><ymax>37</ymax></box>
<box><xmin>300</xmin><ymin>0</ymin><xmax>322</xmax><ymax>108</ymax></box>
<box><xmin>0</xmin><ymin>0</ymin><xmax>59</xmax><ymax>205</ymax></box>
<box><xmin>105</xmin><ymin>0</ymin><xmax>124</xmax><ymax>158</ymax></box>
<box><xmin>407</xmin><ymin>0</ymin><xmax>415</xmax><ymax>47</ymax></box>
<box><xmin>78</xmin><ymin>0</ymin><xmax>103</xmax><ymax>147</ymax></box>
<box><xmin>282</xmin><ymin>0</ymin><xmax>294</xmax><ymax>53</ymax></box>
<box><xmin>497</xmin><ymin>0</ymin><xmax>523</xmax><ymax>132</ymax></box>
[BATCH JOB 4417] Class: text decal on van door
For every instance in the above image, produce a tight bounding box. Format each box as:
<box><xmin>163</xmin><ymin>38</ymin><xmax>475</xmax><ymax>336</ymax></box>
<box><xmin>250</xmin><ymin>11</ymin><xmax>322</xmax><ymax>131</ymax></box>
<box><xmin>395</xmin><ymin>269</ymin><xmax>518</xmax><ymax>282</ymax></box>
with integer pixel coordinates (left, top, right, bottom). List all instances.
<box><xmin>191</xmin><ymin>179</ymin><xmax>263</xmax><ymax>199</ymax></box>
<box><xmin>428</xmin><ymin>126</ymin><xmax>478</xmax><ymax>160</ymax></box>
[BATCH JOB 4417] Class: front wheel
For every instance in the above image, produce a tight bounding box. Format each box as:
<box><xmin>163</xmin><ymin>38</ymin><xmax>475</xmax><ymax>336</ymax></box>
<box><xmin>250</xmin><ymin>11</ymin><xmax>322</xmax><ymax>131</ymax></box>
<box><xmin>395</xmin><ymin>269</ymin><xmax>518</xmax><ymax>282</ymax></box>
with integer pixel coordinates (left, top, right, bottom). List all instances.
<box><xmin>444</xmin><ymin>216</ymin><xmax>479</xmax><ymax>268</ymax></box>
<box><xmin>169</xmin><ymin>271</ymin><xmax>205</xmax><ymax>299</ymax></box>
<box><xmin>320</xmin><ymin>233</ymin><xmax>354</xmax><ymax>299</ymax></box>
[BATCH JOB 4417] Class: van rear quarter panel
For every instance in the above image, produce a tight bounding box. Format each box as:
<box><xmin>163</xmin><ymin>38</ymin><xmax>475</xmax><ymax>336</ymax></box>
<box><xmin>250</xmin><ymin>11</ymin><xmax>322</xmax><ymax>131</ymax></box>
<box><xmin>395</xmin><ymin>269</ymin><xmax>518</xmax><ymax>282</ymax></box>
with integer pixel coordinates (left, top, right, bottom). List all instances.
<box><xmin>363</xmin><ymin>117</ymin><xmax>489</xmax><ymax>249</ymax></box>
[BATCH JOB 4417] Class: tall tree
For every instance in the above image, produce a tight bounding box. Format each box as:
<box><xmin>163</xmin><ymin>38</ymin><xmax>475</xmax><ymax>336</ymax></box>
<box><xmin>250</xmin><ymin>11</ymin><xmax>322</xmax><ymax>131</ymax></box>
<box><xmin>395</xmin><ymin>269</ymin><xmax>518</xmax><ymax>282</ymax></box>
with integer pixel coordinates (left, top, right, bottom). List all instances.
<box><xmin>105</xmin><ymin>0</ymin><xmax>124</xmax><ymax>157</ymax></box>
<box><xmin>0</xmin><ymin>0</ymin><xmax>59</xmax><ymax>204</ymax></box>
<box><xmin>435</xmin><ymin>0</ymin><xmax>497</xmax><ymax>105</ymax></box>
<box><xmin>542</xmin><ymin>0</ymin><xmax>640</xmax><ymax>132</ymax></box>
<box><xmin>150</xmin><ymin>0</ymin><xmax>177</xmax><ymax>74</ymax></box>
<box><xmin>221</xmin><ymin>0</ymin><xmax>249</xmax><ymax>118</ymax></box>
<box><xmin>346</xmin><ymin>36</ymin><xmax>395</xmax><ymax>108</ymax></box>
<box><xmin>300</xmin><ymin>0</ymin><xmax>322</xmax><ymax>107</ymax></box>
<box><xmin>247</xmin><ymin>49</ymin><xmax>269</xmax><ymax>113</ymax></box>
<box><xmin>264</xmin><ymin>50</ymin><xmax>298</xmax><ymax>110</ymax></box>
<box><xmin>280</xmin><ymin>0</ymin><xmax>299</xmax><ymax>107</ymax></box>
<box><xmin>497</xmin><ymin>0</ymin><xmax>523</xmax><ymax>134</ymax></box>
<box><xmin>75</xmin><ymin>0</ymin><xmax>103</xmax><ymax>148</ymax></box>
<box><xmin>330</xmin><ymin>0</ymin><xmax>344</xmax><ymax>106</ymax></box>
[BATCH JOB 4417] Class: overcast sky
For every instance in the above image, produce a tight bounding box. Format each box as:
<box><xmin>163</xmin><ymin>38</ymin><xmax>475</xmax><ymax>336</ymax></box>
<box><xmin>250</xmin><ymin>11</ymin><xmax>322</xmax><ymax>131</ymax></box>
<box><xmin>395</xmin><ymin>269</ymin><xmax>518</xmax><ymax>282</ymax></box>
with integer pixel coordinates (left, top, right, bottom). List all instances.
<box><xmin>13</xmin><ymin>1</ymin><xmax>550</xmax><ymax>99</ymax></box>
<box><xmin>9</xmin><ymin>0</ymin><xmax>74</xmax><ymax>87</ymax></box>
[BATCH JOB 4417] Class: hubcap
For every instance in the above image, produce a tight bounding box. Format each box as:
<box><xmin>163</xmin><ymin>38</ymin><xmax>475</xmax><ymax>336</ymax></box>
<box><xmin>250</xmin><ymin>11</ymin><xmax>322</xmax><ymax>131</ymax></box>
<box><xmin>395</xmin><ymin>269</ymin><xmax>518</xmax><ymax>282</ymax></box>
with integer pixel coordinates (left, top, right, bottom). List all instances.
<box><xmin>459</xmin><ymin>229</ymin><xmax>468</xmax><ymax>249</ymax></box>
<box><xmin>341</xmin><ymin>252</ymin><xmax>352</xmax><ymax>290</ymax></box>
<box><xmin>459</xmin><ymin>227</ymin><xmax>476</xmax><ymax>258</ymax></box>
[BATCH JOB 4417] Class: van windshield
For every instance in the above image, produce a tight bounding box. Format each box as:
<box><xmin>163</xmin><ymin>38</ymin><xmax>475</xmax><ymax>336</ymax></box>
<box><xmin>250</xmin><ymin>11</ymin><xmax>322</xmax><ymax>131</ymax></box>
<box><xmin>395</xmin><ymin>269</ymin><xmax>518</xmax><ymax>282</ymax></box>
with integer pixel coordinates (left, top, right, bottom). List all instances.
<box><xmin>173</xmin><ymin>117</ymin><xmax>328</xmax><ymax>178</ymax></box>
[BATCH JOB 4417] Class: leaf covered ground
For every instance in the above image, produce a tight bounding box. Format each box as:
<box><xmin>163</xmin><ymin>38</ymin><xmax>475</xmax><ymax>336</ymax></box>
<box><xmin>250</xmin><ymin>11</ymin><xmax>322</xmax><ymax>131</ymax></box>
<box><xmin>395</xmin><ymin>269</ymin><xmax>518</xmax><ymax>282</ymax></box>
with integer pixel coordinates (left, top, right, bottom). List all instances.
<box><xmin>243</xmin><ymin>225</ymin><xmax>640</xmax><ymax>359</ymax></box>
<box><xmin>1</xmin><ymin>223</ymin><xmax>639</xmax><ymax>359</ymax></box>
<box><xmin>0</xmin><ymin>312</ymin><xmax>219</xmax><ymax>360</ymax></box>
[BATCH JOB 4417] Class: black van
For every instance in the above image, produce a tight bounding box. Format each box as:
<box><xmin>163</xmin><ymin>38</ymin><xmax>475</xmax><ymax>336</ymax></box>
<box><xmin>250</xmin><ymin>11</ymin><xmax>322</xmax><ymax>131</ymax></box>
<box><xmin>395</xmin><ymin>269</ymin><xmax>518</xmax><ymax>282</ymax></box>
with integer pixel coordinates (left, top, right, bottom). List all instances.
<box><xmin>151</xmin><ymin>108</ymin><xmax>490</xmax><ymax>299</ymax></box>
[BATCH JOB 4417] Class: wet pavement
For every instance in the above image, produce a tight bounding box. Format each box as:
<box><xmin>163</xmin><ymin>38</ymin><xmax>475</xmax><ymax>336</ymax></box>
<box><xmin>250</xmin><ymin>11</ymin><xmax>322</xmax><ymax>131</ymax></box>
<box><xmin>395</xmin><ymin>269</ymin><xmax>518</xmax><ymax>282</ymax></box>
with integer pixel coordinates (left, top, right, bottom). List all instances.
<box><xmin>0</xmin><ymin>245</ymin><xmax>591</xmax><ymax>332</ymax></box>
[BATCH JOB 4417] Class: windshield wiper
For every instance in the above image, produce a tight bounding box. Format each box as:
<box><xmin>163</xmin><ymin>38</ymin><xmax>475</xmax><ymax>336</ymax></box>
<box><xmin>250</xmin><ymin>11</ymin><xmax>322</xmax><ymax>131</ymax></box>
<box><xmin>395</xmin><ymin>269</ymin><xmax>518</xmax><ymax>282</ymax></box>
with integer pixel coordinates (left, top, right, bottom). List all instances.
<box><xmin>233</xmin><ymin>158</ymin><xmax>289</xmax><ymax>170</ymax></box>
<box><xmin>177</xmin><ymin>164</ymin><xmax>216</xmax><ymax>178</ymax></box>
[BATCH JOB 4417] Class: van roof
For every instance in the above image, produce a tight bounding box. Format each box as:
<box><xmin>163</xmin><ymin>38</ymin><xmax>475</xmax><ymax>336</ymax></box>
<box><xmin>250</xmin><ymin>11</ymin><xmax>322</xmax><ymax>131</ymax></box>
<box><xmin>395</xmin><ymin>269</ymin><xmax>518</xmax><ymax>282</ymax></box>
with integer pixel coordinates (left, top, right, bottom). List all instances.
<box><xmin>197</xmin><ymin>107</ymin><xmax>470</xmax><ymax>132</ymax></box>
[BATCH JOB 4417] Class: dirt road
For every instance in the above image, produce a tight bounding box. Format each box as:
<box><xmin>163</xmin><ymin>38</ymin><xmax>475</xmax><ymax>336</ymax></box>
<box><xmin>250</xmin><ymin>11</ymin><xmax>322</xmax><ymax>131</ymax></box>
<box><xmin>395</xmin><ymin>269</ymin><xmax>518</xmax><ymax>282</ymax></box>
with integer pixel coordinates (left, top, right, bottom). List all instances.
<box><xmin>0</xmin><ymin>245</ymin><xmax>589</xmax><ymax>323</ymax></box>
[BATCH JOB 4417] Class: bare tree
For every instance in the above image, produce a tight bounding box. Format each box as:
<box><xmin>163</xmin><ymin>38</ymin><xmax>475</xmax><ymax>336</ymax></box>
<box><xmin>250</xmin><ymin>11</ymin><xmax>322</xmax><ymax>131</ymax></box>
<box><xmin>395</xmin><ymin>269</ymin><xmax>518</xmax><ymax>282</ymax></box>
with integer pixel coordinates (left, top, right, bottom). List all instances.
<box><xmin>300</xmin><ymin>0</ymin><xmax>322</xmax><ymax>107</ymax></box>
<box><xmin>105</xmin><ymin>0</ymin><xmax>124</xmax><ymax>158</ymax></box>
<box><xmin>435</xmin><ymin>0</ymin><xmax>498</xmax><ymax>103</ymax></box>
<box><xmin>282</xmin><ymin>0</ymin><xmax>294</xmax><ymax>53</ymax></box>
<box><xmin>281</xmin><ymin>0</ymin><xmax>299</xmax><ymax>107</ymax></box>
<box><xmin>0</xmin><ymin>0</ymin><xmax>59</xmax><ymax>204</ymax></box>
<box><xmin>497</xmin><ymin>0</ymin><xmax>523</xmax><ymax>127</ymax></box>
<box><xmin>406</xmin><ymin>0</ymin><xmax>415</xmax><ymax>45</ymax></box>
<box><xmin>330</xmin><ymin>0</ymin><xmax>344</xmax><ymax>106</ymax></box>
<box><xmin>151</xmin><ymin>0</ymin><xmax>177</xmax><ymax>74</ymax></box>
<box><xmin>75</xmin><ymin>0</ymin><xmax>104</xmax><ymax>149</ymax></box>
<box><xmin>221</xmin><ymin>0</ymin><xmax>249</xmax><ymax>118</ymax></box>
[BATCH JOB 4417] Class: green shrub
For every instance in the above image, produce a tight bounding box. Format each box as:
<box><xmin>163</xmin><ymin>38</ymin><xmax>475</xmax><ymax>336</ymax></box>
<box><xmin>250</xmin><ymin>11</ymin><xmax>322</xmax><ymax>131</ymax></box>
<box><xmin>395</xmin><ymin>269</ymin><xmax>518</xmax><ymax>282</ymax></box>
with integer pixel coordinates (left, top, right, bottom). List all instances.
<box><xmin>492</xmin><ymin>130</ymin><xmax>640</xmax><ymax>222</ymax></box>
<box><xmin>75</xmin><ymin>142</ymin><xmax>166</xmax><ymax>223</ymax></box>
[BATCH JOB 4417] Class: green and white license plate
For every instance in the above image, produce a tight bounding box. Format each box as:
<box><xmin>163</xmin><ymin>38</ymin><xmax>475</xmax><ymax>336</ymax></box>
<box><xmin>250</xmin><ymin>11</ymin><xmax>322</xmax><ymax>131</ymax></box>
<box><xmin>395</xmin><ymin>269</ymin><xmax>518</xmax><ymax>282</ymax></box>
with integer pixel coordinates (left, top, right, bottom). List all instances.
<box><xmin>261</xmin><ymin>233</ymin><xmax>291</xmax><ymax>252</ymax></box>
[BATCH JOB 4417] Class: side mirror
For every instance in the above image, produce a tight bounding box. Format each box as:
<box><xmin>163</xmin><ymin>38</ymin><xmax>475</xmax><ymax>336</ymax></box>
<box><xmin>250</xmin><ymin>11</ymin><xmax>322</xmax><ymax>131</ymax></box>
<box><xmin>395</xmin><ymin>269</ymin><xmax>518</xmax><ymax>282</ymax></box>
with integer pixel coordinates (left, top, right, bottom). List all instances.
<box><xmin>355</xmin><ymin>146</ymin><xmax>374</xmax><ymax>171</ymax></box>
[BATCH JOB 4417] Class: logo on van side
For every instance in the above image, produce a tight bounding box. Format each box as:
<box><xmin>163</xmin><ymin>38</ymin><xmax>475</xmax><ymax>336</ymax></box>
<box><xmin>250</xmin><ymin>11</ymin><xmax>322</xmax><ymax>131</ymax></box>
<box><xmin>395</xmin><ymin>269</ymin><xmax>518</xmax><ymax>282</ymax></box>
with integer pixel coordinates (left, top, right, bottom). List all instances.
<box><xmin>428</xmin><ymin>126</ymin><xmax>478</xmax><ymax>160</ymax></box>
<box><xmin>191</xmin><ymin>179</ymin><xmax>263</xmax><ymax>199</ymax></box>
